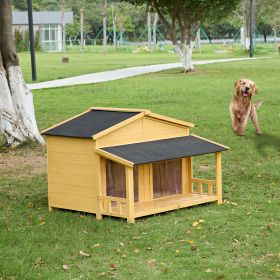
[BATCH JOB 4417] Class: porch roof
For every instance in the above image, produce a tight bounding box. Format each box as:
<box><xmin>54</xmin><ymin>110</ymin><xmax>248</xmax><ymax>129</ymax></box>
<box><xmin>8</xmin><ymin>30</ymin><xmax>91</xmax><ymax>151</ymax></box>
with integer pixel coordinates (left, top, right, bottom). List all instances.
<box><xmin>98</xmin><ymin>135</ymin><xmax>229</xmax><ymax>166</ymax></box>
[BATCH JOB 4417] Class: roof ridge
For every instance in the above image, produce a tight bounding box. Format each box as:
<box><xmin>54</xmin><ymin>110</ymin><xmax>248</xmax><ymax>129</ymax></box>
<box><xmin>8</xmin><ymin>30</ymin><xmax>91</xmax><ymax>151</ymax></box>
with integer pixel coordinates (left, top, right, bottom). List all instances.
<box><xmin>90</xmin><ymin>107</ymin><xmax>151</xmax><ymax>114</ymax></box>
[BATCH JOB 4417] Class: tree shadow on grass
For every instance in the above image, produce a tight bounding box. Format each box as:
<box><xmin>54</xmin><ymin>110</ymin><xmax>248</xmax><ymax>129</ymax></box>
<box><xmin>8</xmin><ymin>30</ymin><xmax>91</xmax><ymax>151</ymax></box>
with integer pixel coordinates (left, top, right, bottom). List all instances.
<box><xmin>251</xmin><ymin>133</ymin><xmax>280</xmax><ymax>157</ymax></box>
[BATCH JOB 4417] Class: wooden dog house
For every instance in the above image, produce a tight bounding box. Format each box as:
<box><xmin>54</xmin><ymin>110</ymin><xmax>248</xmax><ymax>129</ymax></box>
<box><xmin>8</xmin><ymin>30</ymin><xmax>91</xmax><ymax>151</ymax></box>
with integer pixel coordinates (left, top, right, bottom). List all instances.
<box><xmin>42</xmin><ymin>107</ymin><xmax>228</xmax><ymax>223</ymax></box>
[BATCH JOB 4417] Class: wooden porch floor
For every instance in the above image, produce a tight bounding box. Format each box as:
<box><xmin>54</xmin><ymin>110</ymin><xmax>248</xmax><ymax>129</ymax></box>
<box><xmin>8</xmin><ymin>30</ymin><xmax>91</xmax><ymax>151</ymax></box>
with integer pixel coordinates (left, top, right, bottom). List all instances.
<box><xmin>134</xmin><ymin>193</ymin><xmax>217</xmax><ymax>218</ymax></box>
<box><xmin>105</xmin><ymin>193</ymin><xmax>218</xmax><ymax>219</ymax></box>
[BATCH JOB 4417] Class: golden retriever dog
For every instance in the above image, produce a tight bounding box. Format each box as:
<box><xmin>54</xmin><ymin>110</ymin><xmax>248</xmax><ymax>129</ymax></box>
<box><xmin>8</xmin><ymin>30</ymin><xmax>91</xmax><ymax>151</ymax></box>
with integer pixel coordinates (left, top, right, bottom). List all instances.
<box><xmin>229</xmin><ymin>79</ymin><xmax>262</xmax><ymax>136</ymax></box>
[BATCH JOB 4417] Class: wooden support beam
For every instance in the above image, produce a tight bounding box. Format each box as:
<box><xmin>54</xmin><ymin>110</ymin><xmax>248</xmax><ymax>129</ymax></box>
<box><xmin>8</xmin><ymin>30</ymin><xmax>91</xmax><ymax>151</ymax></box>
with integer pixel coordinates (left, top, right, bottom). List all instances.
<box><xmin>215</xmin><ymin>152</ymin><xmax>222</xmax><ymax>204</ymax></box>
<box><xmin>46</xmin><ymin>141</ymin><xmax>53</xmax><ymax>212</ymax></box>
<box><xmin>182</xmin><ymin>158</ymin><xmax>187</xmax><ymax>194</ymax></box>
<box><xmin>198</xmin><ymin>182</ymin><xmax>203</xmax><ymax>194</ymax></box>
<box><xmin>125</xmin><ymin>166</ymin><xmax>135</xmax><ymax>223</ymax></box>
<box><xmin>208</xmin><ymin>183</ymin><xmax>213</xmax><ymax>195</ymax></box>
<box><xmin>182</xmin><ymin>157</ymin><xmax>194</xmax><ymax>194</ymax></box>
<box><xmin>138</xmin><ymin>165</ymin><xmax>144</xmax><ymax>202</ymax></box>
<box><xmin>100</xmin><ymin>157</ymin><xmax>107</xmax><ymax>197</ymax></box>
<box><xmin>188</xmin><ymin>157</ymin><xmax>193</xmax><ymax>193</ymax></box>
<box><xmin>96</xmin><ymin>156</ymin><xmax>105</xmax><ymax>220</ymax></box>
<box><xmin>149</xmin><ymin>163</ymin><xmax>153</xmax><ymax>200</ymax></box>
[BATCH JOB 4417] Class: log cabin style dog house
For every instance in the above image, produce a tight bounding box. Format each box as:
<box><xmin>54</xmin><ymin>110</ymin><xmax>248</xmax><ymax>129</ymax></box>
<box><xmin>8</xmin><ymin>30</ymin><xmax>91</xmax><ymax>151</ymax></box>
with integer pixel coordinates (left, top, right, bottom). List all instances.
<box><xmin>42</xmin><ymin>107</ymin><xmax>228</xmax><ymax>223</ymax></box>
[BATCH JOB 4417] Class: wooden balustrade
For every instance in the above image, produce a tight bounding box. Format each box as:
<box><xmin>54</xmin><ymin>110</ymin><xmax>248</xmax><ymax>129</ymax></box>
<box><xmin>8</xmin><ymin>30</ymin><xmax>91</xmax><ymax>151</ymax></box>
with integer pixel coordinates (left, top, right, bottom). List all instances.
<box><xmin>191</xmin><ymin>178</ymin><xmax>215</xmax><ymax>195</ymax></box>
<box><xmin>99</xmin><ymin>195</ymin><xmax>127</xmax><ymax>218</ymax></box>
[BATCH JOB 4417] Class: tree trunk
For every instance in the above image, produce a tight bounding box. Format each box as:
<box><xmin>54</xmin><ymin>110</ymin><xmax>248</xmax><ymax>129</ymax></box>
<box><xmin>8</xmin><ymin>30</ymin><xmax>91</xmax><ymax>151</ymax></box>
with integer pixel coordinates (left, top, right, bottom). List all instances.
<box><xmin>80</xmin><ymin>9</ymin><xmax>84</xmax><ymax>49</ymax></box>
<box><xmin>174</xmin><ymin>45</ymin><xmax>186</xmax><ymax>70</ymax></box>
<box><xmin>186</xmin><ymin>42</ymin><xmax>194</xmax><ymax>71</ymax></box>
<box><xmin>273</xmin><ymin>27</ymin><xmax>277</xmax><ymax>45</ymax></box>
<box><xmin>61</xmin><ymin>0</ymin><xmax>66</xmax><ymax>52</ymax></box>
<box><xmin>242</xmin><ymin>0</ymin><xmax>250</xmax><ymax>50</ymax></box>
<box><xmin>119</xmin><ymin>31</ymin><xmax>124</xmax><ymax>46</ymax></box>
<box><xmin>183</xmin><ymin>28</ymin><xmax>194</xmax><ymax>72</ymax></box>
<box><xmin>102</xmin><ymin>0</ymin><xmax>107</xmax><ymax>50</ymax></box>
<box><xmin>111</xmin><ymin>3</ymin><xmax>117</xmax><ymax>48</ymax></box>
<box><xmin>152</xmin><ymin>12</ymin><xmax>159</xmax><ymax>50</ymax></box>
<box><xmin>147</xmin><ymin>7</ymin><xmax>152</xmax><ymax>51</ymax></box>
<box><xmin>0</xmin><ymin>0</ymin><xmax>44</xmax><ymax>146</ymax></box>
<box><xmin>195</xmin><ymin>28</ymin><xmax>201</xmax><ymax>53</ymax></box>
<box><xmin>174</xmin><ymin>47</ymin><xmax>193</xmax><ymax>73</ymax></box>
<box><xmin>151</xmin><ymin>0</ymin><xmax>194</xmax><ymax>72</ymax></box>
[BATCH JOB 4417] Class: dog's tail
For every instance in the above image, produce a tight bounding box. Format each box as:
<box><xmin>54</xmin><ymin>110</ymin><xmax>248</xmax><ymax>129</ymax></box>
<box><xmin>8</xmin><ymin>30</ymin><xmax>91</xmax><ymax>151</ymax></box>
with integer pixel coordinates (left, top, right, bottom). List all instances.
<box><xmin>254</xmin><ymin>98</ymin><xmax>263</xmax><ymax>109</ymax></box>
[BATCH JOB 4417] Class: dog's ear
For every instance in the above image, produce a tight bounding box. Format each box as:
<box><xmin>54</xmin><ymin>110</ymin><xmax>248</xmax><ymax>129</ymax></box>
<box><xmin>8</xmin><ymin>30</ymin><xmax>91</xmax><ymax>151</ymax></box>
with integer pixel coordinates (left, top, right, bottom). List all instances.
<box><xmin>252</xmin><ymin>83</ymin><xmax>258</xmax><ymax>95</ymax></box>
<box><xmin>234</xmin><ymin>80</ymin><xmax>241</xmax><ymax>89</ymax></box>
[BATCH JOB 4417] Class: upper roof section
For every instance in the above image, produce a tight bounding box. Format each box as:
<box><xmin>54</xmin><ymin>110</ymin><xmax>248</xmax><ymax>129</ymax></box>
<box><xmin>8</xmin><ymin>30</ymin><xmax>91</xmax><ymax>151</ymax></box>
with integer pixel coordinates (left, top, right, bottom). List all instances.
<box><xmin>12</xmin><ymin>11</ymin><xmax>73</xmax><ymax>25</ymax></box>
<box><xmin>41</xmin><ymin>107</ymin><xmax>195</xmax><ymax>139</ymax></box>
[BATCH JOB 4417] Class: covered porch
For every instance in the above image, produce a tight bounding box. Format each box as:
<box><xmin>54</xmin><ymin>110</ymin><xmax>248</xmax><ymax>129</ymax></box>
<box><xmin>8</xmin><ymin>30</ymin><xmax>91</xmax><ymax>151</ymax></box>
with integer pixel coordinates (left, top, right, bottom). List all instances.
<box><xmin>95</xmin><ymin>135</ymin><xmax>228</xmax><ymax>223</ymax></box>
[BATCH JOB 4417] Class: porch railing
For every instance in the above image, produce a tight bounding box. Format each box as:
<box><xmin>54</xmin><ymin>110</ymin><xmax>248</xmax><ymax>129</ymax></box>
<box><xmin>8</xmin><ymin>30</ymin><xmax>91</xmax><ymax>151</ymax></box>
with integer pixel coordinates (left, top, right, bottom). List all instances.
<box><xmin>191</xmin><ymin>178</ymin><xmax>216</xmax><ymax>195</ymax></box>
<box><xmin>99</xmin><ymin>195</ymin><xmax>127</xmax><ymax>218</ymax></box>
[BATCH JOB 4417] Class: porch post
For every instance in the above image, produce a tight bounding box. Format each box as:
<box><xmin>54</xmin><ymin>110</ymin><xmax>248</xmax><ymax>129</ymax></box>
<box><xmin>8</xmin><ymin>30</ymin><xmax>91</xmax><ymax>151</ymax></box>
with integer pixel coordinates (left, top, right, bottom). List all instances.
<box><xmin>182</xmin><ymin>158</ymin><xmax>187</xmax><ymax>194</ymax></box>
<box><xmin>182</xmin><ymin>158</ymin><xmax>192</xmax><ymax>194</ymax></box>
<box><xmin>215</xmin><ymin>152</ymin><xmax>222</xmax><ymax>204</ymax></box>
<box><xmin>96</xmin><ymin>156</ymin><xmax>106</xmax><ymax>220</ymax></box>
<box><xmin>188</xmin><ymin>157</ymin><xmax>193</xmax><ymax>193</ymax></box>
<box><xmin>125</xmin><ymin>166</ymin><xmax>135</xmax><ymax>223</ymax></box>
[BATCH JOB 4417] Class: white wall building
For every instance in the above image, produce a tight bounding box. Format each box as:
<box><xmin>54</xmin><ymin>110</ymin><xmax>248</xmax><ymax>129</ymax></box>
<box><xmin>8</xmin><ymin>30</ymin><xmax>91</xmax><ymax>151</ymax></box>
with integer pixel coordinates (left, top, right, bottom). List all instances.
<box><xmin>12</xmin><ymin>11</ymin><xmax>73</xmax><ymax>52</ymax></box>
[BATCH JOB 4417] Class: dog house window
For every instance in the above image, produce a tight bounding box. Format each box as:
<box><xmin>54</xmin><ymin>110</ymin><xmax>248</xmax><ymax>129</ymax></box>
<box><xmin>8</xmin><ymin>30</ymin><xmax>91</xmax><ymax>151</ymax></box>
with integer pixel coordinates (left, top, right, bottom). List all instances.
<box><xmin>153</xmin><ymin>159</ymin><xmax>182</xmax><ymax>198</ymax></box>
<box><xmin>105</xmin><ymin>159</ymin><xmax>138</xmax><ymax>201</ymax></box>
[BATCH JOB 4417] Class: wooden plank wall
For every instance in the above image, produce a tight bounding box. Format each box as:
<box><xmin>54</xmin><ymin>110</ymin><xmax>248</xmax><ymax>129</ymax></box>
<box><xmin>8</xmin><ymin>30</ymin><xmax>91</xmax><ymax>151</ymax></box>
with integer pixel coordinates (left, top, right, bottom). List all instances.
<box><xmin>138</xmin><ymin>164</ymin><xmax>153</xmax><ymax>202</ymax></box>
<box><xmin>96</xmin><ymin>117</ymin><xmax>189</xmax><ymax>148</ymax></box>
<box><xmin>47</xmin><ymin>136</ymin><xmax>98</xmax><ymax>213</ymax></box>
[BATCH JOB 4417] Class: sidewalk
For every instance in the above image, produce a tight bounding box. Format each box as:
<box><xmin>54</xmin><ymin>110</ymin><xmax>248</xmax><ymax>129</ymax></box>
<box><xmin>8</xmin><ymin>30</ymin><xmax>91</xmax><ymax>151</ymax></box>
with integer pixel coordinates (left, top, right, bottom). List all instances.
<box><xmin>27</xmin><ymin>57</ymin><xmax>263</xmax><ymax>90</ymax></box>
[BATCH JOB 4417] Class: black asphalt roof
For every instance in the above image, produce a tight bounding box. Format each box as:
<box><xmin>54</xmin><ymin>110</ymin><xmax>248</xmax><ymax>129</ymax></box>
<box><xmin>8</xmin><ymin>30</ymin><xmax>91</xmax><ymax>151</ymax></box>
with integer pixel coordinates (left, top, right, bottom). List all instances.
<box><xmin>42</xmin><ymin>110</ymin><xmax>139</xmax><ymax>138</ymax></box>
<box><xmin>101</xmin><ymin>135</ymin><xmax>228</xmax><ymax>165</ymax></box>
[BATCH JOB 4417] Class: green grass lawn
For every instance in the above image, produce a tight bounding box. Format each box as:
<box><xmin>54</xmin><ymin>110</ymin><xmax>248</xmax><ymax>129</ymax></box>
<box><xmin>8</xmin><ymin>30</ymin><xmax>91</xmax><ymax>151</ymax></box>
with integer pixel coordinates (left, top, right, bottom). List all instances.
<box><xmin>1</xmin><ymin>58</ymin><xmax>280</xmax><ymax>279</ymax></box>
<box><xmin>19</xmin><ymin>43</ymin><xmax>279</xmax><ymax>83</ymax></box>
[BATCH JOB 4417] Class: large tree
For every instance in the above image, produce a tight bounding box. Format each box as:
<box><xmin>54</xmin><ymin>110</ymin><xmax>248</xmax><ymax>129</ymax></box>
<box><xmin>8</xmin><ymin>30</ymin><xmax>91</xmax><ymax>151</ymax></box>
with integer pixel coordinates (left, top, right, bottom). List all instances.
<box><xmin>0</xmin><ymin>0</ymin><xmax>44</xmax><ymax>146</ymax></box>
<box><xmin>124</xmin><ymin>0</ymin><xmax>241</xmax><ymax>71</ymax></box>
<box><xmin>256</xmin><ymin>0</ymin><xmax>280</xmax><ymax>42</ymax></box>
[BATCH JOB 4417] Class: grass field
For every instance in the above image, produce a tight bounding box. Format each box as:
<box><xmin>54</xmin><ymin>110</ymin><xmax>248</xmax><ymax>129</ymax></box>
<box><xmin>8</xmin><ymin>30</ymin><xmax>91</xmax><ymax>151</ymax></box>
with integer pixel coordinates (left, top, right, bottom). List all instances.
<box><xmin>19</xmin><ymin>43</ymin><xmax>279</xmax><ymax>83</ymax></box>
<box><xmin>1</xmin><ymin>57</ymin><xmax>280</xmax><ymax>279</ymax></box>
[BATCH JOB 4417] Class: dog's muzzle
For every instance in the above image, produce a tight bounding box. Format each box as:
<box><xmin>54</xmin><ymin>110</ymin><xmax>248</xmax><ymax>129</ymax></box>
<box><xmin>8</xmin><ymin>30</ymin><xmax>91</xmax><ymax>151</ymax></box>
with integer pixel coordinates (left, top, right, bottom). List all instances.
<box><xmin>242</xmin><ymin>90</ymin><xmax>249</xmax><ymax>97</ymax></box>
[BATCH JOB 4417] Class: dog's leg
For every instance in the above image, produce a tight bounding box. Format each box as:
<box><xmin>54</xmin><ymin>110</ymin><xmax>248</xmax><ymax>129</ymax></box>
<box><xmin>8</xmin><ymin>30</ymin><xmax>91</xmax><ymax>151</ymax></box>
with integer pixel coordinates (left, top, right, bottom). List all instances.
<box><xmin>230</xmin><ymin>107</ymin><xmax>239</xmax><ymax>132</ymax></box>
<box><xmin>231</xmin><ymin>116</ymin><xmax>239</xmax><ymax>132</ymax></box>
<box><xmin>236</xmin><ymin>114</ymin><xmax>250</xmax><ymax>136</ymax></box>
<box><xmin>250</xmin><ymin>106</ymin><xmax>262</xmax><ymax>134</ymax></box>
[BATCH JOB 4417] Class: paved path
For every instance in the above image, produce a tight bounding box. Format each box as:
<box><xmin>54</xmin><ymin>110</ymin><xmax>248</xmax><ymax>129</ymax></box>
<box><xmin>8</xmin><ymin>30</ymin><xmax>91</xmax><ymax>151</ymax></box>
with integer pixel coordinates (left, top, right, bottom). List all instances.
<box><xmin>27</xmin><ymin>57</ymin><xmax>264</xmax><ymax>90</ymax></box>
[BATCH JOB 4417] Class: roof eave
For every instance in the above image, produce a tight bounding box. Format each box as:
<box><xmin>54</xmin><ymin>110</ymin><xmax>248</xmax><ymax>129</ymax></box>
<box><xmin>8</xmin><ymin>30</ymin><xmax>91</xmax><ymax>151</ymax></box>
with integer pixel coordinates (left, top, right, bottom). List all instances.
<box><xmin>41</xmin><ymin>109</ymin><xmax>91</xmax><ymax>135</ymax></box>
<box><xmin>147</xmin><ymin>113</ymin><xmax>195</xmax><ymax>128</ymax></box>
<box><xmin>97</xmin><ymin>134</ymin><xmax>229</xmax><ymax>166</ymax></box>
<box><xmin>95</xmin><ymin>148</ymin><xmax>134</xmax><ymax>167</ymax></box>
<box><xmin>191</xmin><ymin>134</ymin><xmax>230</xmax><ymax>150</ymax></box>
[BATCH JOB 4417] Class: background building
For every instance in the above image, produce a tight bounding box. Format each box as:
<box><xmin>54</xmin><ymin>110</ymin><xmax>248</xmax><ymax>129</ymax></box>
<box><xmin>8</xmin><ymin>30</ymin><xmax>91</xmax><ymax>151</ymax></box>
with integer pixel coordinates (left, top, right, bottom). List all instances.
<box><xmin>12</xmin><ymin>11</ymin><xmax>73</xmax><ymax>52</ymax></box>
